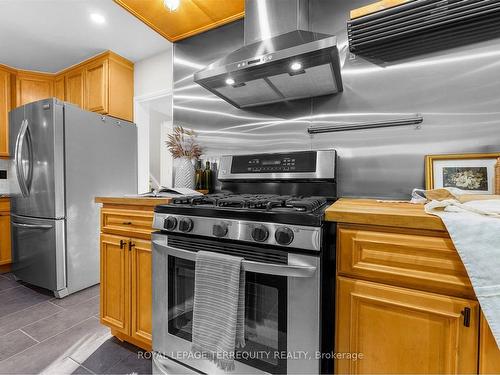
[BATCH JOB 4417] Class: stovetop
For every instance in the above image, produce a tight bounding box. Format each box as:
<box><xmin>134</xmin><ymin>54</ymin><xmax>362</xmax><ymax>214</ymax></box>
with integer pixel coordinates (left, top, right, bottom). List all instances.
<box><xmin>154</xmin><ymin>193</ymin><xmax>334</xmax><ymax>226</ymax></box>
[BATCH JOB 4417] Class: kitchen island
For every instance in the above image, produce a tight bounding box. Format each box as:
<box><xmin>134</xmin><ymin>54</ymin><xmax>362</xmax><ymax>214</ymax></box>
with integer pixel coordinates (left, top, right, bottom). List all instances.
<box><xmin>95</xmin><ymin>196</ymin><xmax>171</xmax><ymax>351</ymax></box>
<box><xmin>326</xmin><ymin>198</ymin><xmax>500</xmax><ymax>374</ymax></box>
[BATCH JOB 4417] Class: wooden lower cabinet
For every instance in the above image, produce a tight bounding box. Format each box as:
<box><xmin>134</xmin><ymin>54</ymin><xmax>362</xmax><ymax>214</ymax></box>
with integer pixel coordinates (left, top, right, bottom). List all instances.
<box><xmin>100</xmin><ymin>234</ymin><xmax>130</xmax><ymax>334</ymax></box>
<box><xmin>96</xmin><ymin>198</ymin><xmax>170</xmax><ymax>352</ymax></box>
<box><xmin>131</xmin><ymin>238</ymin><xmax>153</xmax><ymax>345</ymax></box>
<box><xmin>0</xmin><ymin>199</ymin><xmax>11</xmax><ymax>267</ymax></box>
<box><xmin>480</xmin><ymin>313</ymin><xmax>500</xmax><ymax>374</ymax></box>
<box><xmin>100</xmin><ymin>233</ymin><xmax>152</xmax><ymax>350</ymax></box>
<box><xmin>334</xmin><ymin>222</ymin><xmax>499</xmax><ymax>375</ymax></box>
<box><xmin>336</xmin><ymin>277</ymin><xmax>479</xmax><ymax>374</ymax></box>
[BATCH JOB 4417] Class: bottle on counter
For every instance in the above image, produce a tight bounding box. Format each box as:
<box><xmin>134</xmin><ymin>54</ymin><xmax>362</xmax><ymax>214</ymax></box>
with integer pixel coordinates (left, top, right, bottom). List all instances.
<box><xmin>211</xmin><ymin>160</ymin><xmax>218</xmax><ymax>193</ymax></box>
<box><xmin>195</xmin><ymin>160</ymin><xmax>204</xmax><ymax>190</ymax></box>
<box><xmin>495</xmin><ymin>157</ymin><xmax>500</xmax><ymax>195</ymax></box>
<box><xmin>204</xmin><ymin>161</ymin><xmax>212</xmax><ymax>193</ymax></box>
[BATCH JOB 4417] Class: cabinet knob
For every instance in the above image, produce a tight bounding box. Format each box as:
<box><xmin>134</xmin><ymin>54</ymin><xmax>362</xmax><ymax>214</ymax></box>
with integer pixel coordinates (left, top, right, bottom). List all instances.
<box><xmin>119</xmin><ymin>240</ymin><xmax>127</xmax><ymax>249</ymax></box>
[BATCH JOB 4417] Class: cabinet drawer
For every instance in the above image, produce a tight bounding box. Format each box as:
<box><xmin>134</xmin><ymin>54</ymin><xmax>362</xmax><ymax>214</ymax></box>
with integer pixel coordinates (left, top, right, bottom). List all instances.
<box><xmin>0</xmin><ymin>199</ymin><xmax>10</xmax><ymax>213</ymax></box>
<box><xmin>337</xmin><ymin>224</ymin><xmax>474</xmax><ymax>298</ymax></box>
<box><xmin>101</xmin><ymin>208</ymin><xmax>154</xmax><ymax>239</ymax></box>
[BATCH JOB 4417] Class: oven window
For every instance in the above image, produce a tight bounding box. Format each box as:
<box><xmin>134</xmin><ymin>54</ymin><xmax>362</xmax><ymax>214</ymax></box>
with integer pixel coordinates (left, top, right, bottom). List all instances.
<box><xmin>168</xmin><ymin>256</ymin><xmax>288</xmax><ymax>374</ymax></box>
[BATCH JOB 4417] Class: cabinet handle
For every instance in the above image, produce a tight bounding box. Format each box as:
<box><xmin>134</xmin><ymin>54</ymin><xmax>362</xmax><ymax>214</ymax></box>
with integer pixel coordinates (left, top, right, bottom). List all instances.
<box><xmin>128</xmin><ymin>241</ymin><xmax>136</xmax><ymax>251</ymax></box>
<box><xmin>122</xmin><ymin>222</ymin><xmax>132</xmax><ymax>225</ymax></box>
<box><xmin>119</xmin><ymin>240</ymin><xmax>127</xmax><ymax>249</ymax></box>
<box><xmin>461</xmin><ymin>307</ymin><xmax>471</xmax><ymax>327</ymax></box>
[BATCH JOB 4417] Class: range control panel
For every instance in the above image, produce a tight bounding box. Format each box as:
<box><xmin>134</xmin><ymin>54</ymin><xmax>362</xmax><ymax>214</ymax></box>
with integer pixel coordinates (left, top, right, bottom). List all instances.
<box><xmin>230</xmin><ymin>151</ymin><xmax>317</xmax><ymax>174</ymax></box>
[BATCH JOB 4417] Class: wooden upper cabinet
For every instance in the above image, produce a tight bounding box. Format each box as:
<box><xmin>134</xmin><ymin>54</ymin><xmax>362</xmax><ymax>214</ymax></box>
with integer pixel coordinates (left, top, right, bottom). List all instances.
<box><xmin>131</xmin><ymin>238</ymin><xmax>152</xmax><ymax>346</ymax></box>
<box><xmin>108</xmin><ymin>58</ymin><xmax>134</xmax><ymax>122</ymax></box>
<box><xmin>84</xmin><ymin>53</ymin><xmax>134</xmax><ymax>121</ymax></box>
<box><xmin>336</xmin><ymin>277</ymin><xmax>479</xmax><ymax>374</ymax></box>
<box><xmin>54</xmin><ymin>75</ymin><xmax>65</xmax><ymax>101</ymax></box>
<box><xmin>85</xmin><ymin>59</ymin><xmax>108</xmax><ymax>114</ymax></box>
<box><xmin>100</xmin><ymin>233</ymin><xmax>130</xmax><ymax>335</ymax></box>
<box><xmin>15</xmin><ymin>71</ymin><xmax>53</xmax><ymax>107</ymax></box>
<box><xmin>480</xmin><ymin>313</ymin><xmax>500</xmax><ymax>374</ymax></box>
<box><xmin>0</xmin><ymin>68</ymin><xmax>11</xmax><ymax>157</ymax></box>
<box><xmin>65</xmin><ymin>69</ymin><xmax>85</xmax><ymax>108</ymax></box>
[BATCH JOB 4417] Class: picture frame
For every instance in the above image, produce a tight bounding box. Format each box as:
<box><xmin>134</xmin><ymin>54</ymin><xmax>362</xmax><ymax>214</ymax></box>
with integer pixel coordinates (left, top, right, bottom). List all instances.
<box><xmin>425</xmin><ymin>152</ymin><xmax>500</xmax><ymax>194</ymax></box>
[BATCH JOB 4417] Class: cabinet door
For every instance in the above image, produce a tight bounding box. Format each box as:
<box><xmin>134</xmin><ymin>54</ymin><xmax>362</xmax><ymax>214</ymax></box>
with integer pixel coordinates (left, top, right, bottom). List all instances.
<box><xmin>100</xmin><ymin>234</ymin><xmax>130</xmax><ymax>334</ymax></box>
<box><xmin>131</xmin><ymin>238</ymin><xmax>152</xmax><ymax>346</ymax></box>
<box><xmin>0</xmin><ymin>69</ymin><xmax>10</xmax><ymax>157</ymax></box>
<box><xmin>480</xmin><ymin>313</ymin><xmax>500</xmax><ymax>374</ymax></box>
<box><xmin>16</xmin><ymin>73</ymin><xmax>53</xmax><ymax>106</ymax></box>
<box><xmin>336</xmin><ymin>277</ymin><xmax>479</xmax><ymax>374</ymax></box>
<box><xmin>54</xmin><ymin>76</ymin><xmax>65</xmax><ymax>101</ymax></box>
<box><xmin>0</xmin><ymin>214</ymin><xmax>11</xmax><ymax>265</ymax></box>
<box><xmin>85</xmin><ymin>59</ymin><xmax>108</xmax><ymax>113</ymax></box>
<box><xmin>66</xmin><ymin>69</ymin><xmax>85</xmax><ymax>108</ymax></box>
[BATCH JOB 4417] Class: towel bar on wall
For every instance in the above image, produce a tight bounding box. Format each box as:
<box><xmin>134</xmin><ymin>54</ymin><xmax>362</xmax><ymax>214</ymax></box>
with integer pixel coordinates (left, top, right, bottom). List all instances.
<box><xmin>307</xmin><ymin>114</ymin><xmax>423</xmax><ymax>134</ymax></box>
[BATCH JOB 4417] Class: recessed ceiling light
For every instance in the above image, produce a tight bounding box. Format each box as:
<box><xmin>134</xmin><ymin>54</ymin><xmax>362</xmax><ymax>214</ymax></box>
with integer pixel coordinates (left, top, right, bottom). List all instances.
<box><xmin>90</xmin><ymin>13</ymin><xmax>106</xmax><ymax>25</ymax></box>
<box><xmin>225</xmin><ymin>78</ymin><xmax>235</xmax><ymax>85</ymax></box>
<box><xmin>164</xmin><ymin>0</ymin><xmax>180</xmax><ymax>11</ymax></box>
<box><xmin>290</xmin><ymin>62</ymin><xmax>302</xmax><ymax>71</ymax></box>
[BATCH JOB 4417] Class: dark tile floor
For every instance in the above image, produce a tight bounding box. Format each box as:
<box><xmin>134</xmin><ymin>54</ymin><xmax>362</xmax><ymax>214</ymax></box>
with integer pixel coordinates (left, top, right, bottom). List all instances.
<box><xmin>0</xmin><ymin>273</ymin><xmax>152</xmax><ymax>374</ymax></box>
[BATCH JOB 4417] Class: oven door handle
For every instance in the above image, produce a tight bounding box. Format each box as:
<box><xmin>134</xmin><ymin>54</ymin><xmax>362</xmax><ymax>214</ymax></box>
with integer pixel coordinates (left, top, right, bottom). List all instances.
<box><xmin>153</xmin><ymin>239</ymin><xmax>317</xmax><ymax>278</ymax></box>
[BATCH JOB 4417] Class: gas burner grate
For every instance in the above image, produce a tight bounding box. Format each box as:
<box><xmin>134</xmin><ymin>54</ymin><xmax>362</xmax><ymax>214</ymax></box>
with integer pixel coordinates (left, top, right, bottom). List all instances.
<box><xmin>171</xmin><ymin>193</ymin><xmax>327</xmax><ymax>213</ymax></box>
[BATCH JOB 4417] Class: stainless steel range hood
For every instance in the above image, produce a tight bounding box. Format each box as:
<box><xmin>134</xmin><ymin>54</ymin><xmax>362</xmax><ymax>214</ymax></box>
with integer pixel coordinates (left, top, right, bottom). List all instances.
<box><xmin>193</xmin><ymin>0</ymin><xmax>343</xmax><ymax>109</ymax></box>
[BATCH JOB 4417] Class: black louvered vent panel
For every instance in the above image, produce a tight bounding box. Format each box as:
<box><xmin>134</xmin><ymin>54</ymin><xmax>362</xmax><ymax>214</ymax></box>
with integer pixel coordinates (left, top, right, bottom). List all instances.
<box><xmin>167</xmin><ymin>235</ymin><xmax>288</xmax><ymax>264</ymax></box>
<box><xmin>348</xmin><ymin>0</ymin><xmax>500</xmax><ymax>61</ymax></box>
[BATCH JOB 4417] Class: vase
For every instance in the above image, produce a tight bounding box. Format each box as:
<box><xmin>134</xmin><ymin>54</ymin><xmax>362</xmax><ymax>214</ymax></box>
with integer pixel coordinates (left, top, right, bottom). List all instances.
<box><xmin>174</xmin><ymin>157</ymin><xmax>195</xmax><ymax>189</ymax></box>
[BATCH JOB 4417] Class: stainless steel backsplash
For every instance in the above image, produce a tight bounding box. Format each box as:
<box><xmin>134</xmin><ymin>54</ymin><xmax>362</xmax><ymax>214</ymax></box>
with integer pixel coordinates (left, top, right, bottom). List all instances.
<box><xmin>173</xmin><ymin>0</ymin><xmax>500</xmax><ymax>199</ymax></box>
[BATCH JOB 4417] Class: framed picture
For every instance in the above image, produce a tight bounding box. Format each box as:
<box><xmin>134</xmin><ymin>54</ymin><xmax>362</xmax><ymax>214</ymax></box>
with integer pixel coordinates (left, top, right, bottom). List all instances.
<box><xmin>425</xmin><ymin>153</ymin><xmax>500</xmax><ymax>194</ymax></box>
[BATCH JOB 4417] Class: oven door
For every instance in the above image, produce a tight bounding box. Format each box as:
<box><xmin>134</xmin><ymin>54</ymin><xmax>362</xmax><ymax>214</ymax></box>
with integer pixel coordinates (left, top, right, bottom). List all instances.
<box><xmin>152</xmin><ymin>233</ymin><xmax>321</xmax><ymax>375</ymax></box>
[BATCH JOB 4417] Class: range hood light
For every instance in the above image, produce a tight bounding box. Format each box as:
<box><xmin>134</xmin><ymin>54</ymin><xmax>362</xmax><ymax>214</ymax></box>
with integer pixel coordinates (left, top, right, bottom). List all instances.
<box><xmin>290</xmin><ymin>62</ymin><xmax>302</xmax><ymax>71</ymax></box>
<box><xmin>225</xmin><ymin>78</ymin><xmax>235</xmax><ymax>85</ymax></box>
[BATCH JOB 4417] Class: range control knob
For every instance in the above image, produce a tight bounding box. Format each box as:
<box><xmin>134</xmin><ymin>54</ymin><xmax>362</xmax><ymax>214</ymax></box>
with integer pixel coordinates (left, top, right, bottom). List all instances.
<box><xmin>213</xmin><ymin>223</ymin><xmax>228</xmax><ymax>238</ymax></box>
<box><xmin>178</xmin><ymin>218</ymin><xmax>194</xmax><ymax>232</ymax></box>
<box><xmin>251</xmin><ymin>225</ymin><xmax>269</xmax><ymax>242</ymax></box>
<box><xmin>275</xmin><ymin>227</ymin><xmax>294</xmax><ymax>246</ymax></box>
<box><xmin>164</xmin><ymin>216</ymin><xmax>177</xmax><ymax>231</ymax></box>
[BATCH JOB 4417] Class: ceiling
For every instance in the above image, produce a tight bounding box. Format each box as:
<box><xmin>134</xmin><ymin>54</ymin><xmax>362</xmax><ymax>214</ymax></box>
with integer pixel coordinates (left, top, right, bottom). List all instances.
<box><xmin>114</xmin><ymin>0</ymin><xmax>245</xmax><ymax>42</ymax></box>
<box><xmin>0</xmin><ymin>0</ymin><xmax>171</xmax><ymax>73</ymax></box>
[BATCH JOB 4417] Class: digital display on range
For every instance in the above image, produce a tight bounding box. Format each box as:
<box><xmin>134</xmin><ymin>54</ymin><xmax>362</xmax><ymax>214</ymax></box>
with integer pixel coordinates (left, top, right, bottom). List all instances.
<box><xmin>231</xmin><ymin>151</ymin><xmax>317</xmax><ymax>174</ymax></box>
<box><xmin>262</xmin><ymin>160</ymin><xmax>281</xmax><ymax>166</ymax></box>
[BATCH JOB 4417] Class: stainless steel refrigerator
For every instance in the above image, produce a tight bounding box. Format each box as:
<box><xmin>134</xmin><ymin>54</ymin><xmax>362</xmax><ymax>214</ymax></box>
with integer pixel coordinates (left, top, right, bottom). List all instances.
<box><xmin>9</xmin><ymin>98</ymin><xmax>137</xmax><ymax>297</ymax></box>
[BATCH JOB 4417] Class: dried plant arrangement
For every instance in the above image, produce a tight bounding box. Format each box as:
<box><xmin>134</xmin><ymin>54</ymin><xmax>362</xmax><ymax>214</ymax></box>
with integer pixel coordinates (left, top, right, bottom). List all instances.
<box><xmin>166</xmin><ymin>125</ymin><xmax>202</xmax><ymax>160</ymax></box>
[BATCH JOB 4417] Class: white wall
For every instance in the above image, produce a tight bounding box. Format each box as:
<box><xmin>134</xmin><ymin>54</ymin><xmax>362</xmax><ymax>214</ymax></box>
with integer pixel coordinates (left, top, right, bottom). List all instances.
<box><xmin>135</xmin><ymin>46</ymin><xmax>173</xmax><ymax>98</ymax></box>
<box><xmin>134</xmin><ymin>45</ymin><xmax>174</xmax><ymax>193</ymax></box>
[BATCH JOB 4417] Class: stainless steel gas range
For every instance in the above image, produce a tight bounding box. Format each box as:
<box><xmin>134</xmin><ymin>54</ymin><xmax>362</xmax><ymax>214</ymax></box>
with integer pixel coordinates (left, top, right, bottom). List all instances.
<box><xmin>151</xmin><ymin>150</ymin><xmax>337</xmax><ymax>374</ymax></box>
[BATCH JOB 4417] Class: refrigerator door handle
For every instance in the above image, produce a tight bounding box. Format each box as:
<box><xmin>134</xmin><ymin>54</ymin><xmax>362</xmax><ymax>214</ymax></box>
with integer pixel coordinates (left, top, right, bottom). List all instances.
<box><xmin>15</xmin><ymin>119</ymin><xmax>29</xmax><ymax>197</ymax></box>
<box><xmin>25</xmin><ymin>123</ymin><xmax>34</xmax><ymax>194</ymax></box>
<box><xmin>11</xmin><ymin>222</ymin><xmax>53</xmax><ymax>230</ymax></box>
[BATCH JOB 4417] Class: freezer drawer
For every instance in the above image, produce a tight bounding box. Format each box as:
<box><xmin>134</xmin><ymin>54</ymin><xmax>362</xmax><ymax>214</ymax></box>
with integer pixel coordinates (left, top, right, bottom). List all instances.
<box><xmin>11</xmin><ymin>215</ymin><xmax>66</xmax><ymax>292</ymax></box>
